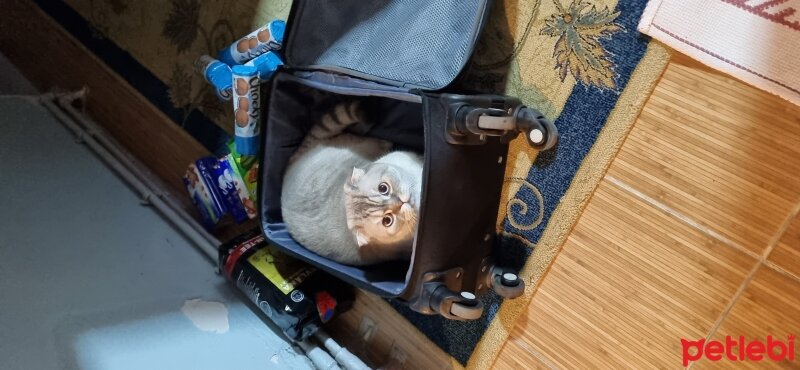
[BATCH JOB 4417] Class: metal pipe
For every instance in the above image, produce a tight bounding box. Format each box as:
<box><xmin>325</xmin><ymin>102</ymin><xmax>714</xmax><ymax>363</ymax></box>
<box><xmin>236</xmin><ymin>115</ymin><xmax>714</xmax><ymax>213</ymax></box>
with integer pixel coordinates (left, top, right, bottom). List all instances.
<box><xmin>54</xmin><ymin>92</ymin><xmax>221</xmax><ymax>249</ymax></box>
<box><xmin>314</xmin><ymin>330</ymin><xmax>371</xmax><ymax>370</ymax></box>
<box><xmin>298</xmin><ymin>339</ymin><xmax>343</xmax><ymax>370</ymax></box>
<box><xmin>40</xmin><ymin>97</ymin><xmax>219</xmax><ymax>262</ymax></box>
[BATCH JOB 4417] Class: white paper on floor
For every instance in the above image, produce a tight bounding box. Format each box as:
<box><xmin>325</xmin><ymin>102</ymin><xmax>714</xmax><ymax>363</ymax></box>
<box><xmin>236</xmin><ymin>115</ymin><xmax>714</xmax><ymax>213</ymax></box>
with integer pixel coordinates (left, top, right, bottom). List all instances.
<box><xmin>181</xmin><ymin>299</ymin><xmax>230</xmax><ymax>334</ymax></box>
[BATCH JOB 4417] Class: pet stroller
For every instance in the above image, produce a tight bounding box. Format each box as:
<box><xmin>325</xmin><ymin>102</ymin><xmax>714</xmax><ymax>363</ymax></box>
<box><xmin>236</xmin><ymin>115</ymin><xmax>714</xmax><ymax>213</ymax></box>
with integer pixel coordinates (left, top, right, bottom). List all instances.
<box><xmin>257</xmin><ymin>0</ymin><xmax>558</xmax><ymax>320</ymax></box>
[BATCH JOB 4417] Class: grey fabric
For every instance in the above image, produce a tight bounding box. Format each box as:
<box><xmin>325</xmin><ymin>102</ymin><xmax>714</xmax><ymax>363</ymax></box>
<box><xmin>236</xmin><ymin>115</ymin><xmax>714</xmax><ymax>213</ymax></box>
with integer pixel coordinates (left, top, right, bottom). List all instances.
<box><xmin>294</xmin><ymin>71</ymin><xmax>422</xmax><ymax>103</ymax></box>
<box><xmin>286</xmin><ymin>0</ymin><xmax>489</xmax><ymax>90</ymax></box>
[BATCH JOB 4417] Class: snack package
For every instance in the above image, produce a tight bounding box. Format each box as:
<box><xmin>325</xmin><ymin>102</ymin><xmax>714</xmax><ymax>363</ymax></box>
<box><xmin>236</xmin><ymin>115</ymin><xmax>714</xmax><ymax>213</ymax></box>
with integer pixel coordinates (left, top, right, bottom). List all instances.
<box><xmin>184</xmin><ymin>156</ymin><xmax>256</xmax><ymax>228</ymax></box>
<box><xmin>241</xmin><ymin>161</ymin><xmax>259</xmax><ymax>203</ymax></box>
<box><xmin>183</xmin><ymin>160</ymin><xmax>227</xmax><ymax>230</ymax></box>
<box><xmin>194</xmin><ymin>55</ymin><xmax>233</xmax><ymax>100</ymax></box>
<box><xmin>218</xmin><ymin>230</ymin><xmax>353</xmax><ymax>340</ymax></box>
<box><xmin>218</xmin><ymin>20</ymin><xmax>286</xmax><ymax>66</ymax></box>
<box><xmin>218</xmin><ymin>154</ymin><xmax>257</xmax><ymax>220</ymax></box>
<box><xmin>244</xmin><ymin>51</ymin><xmax>283</xmax><ymax>82</ymax></box>
<box><xmin>227</xmin><ymin>140</ymin><xmax>259</xmax><ymax>201</ymax></box>
<box><xmin>232</xmin><ymin>65</ymin><xmax>261</xmax><ymax>157</ymax></box>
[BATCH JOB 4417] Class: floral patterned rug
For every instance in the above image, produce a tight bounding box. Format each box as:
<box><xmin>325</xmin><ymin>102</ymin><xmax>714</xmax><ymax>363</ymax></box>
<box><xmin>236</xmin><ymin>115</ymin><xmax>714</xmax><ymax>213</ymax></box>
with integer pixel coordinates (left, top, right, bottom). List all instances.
<box><xmin>33</xmin><ymin>0</ymin><xmax>669</xmax><ymax>368</ymax></box>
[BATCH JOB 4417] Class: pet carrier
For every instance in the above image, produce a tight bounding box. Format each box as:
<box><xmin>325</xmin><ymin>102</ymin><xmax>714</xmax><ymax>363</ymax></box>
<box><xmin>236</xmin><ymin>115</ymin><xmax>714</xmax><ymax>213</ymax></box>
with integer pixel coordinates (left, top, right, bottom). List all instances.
<box><xmin>258</xmin><ymin>0</ymin><xmax>557</xmax><ymax>320</ymax></box>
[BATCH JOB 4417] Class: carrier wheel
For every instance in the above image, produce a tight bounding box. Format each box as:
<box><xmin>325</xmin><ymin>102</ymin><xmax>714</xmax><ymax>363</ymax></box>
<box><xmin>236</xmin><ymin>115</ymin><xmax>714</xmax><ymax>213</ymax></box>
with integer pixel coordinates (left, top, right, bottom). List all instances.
<box><xmin>449</xmin><ymin>292</ymin><xmax>484</xmax><ymax>320</ymax></box>
<box><xmin>526</xmin><ymin>116</ymin><xmax>558</xmax><ymax>151</ymax></box>
<box><xmin>491</xmin><ymin>270</ymin><xmax>526</xmax><ymax>299</ymax></box>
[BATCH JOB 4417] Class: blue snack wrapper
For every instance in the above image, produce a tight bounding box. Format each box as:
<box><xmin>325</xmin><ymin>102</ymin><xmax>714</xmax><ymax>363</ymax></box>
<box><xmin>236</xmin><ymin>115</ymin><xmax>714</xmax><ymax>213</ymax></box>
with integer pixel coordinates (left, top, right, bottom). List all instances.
<box><xmin>218</xmin><ymin>20</ymin><xmax>285</xmax><ymax>66</ymax></box>
<box><xmin>232</xmin><ymin>65</ymin><xmax>260</xmax><ymax>156</ymax></box>
<box><xmin>245</xmin><ymin>51</ymin><xmax>283</xmax><ymax>82</ymax></box>
<box><xmin>183</xmin><ymin>159</ymin><xmax>227</xmax><ymax>230</ymax></box>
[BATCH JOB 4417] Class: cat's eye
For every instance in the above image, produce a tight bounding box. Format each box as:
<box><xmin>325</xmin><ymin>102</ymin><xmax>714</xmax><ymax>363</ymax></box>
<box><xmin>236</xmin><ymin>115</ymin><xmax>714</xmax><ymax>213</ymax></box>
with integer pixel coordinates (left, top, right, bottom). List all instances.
<box><xmin>378</xmin><ymin>182</ymin><xmax>391</xmax><ymax>195</ymax></box>
<box><xmin>382</xmin><ymin>214</ymin><xmax>394</xmax><ymax>227</ymax></box>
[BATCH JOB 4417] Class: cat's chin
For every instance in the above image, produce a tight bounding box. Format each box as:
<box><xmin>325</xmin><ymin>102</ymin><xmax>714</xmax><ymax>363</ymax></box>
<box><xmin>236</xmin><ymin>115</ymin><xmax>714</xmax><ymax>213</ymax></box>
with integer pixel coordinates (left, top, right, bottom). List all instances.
<box><xmin>356</xmin><ymin>239</ymin><xmax>413</xmax><ymax>264</ymax></box>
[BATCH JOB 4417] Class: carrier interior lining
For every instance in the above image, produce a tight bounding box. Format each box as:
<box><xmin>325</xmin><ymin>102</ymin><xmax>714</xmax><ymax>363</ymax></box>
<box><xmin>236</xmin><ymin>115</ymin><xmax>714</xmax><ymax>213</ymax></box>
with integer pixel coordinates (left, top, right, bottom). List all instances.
<box><xmin>285</xmin><ymin>0</ymin><xmax>489</xmax><ymax>90</ymax></box>
<box><xmin>259</xmin><ymin>73</ymin><xmax>424</xmax><ymax>295</ymax></box>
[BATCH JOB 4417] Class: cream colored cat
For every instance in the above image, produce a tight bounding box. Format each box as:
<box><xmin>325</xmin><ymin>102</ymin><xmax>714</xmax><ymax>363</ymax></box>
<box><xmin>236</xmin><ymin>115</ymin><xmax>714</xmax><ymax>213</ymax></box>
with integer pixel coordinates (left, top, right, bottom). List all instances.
<box><xmin>281</xmin><ymin>102</ymin><xmax>422</xmax><ymax>265</ymax></box>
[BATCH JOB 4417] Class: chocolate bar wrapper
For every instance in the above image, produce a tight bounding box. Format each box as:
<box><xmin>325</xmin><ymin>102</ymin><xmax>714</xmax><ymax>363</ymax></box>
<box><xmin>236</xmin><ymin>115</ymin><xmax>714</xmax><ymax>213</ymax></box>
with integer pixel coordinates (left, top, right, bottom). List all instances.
<box><xmin>183</xmin><ymin>161</ymin><xmax>226</xmax><ymax>230</ymax></box>
<box><xmin>244</xmin><ymin>51</ymin><xmax>283</xmax><ymax>82</ymax></box>
<box><xmin>227</xmin><ymin>140</ymin><xmax>259</xmax><ymax>201</ymax></box>
<box><xmin>217</xmin><ymin>154</ymin><xmax>257</xmax><ymax>220</ymax></box>
<box><xmin>218</xmin><ymin>20</ymin><xmax>285</xmax><ymax>66</ymax></box>
<box><xmin>231</xmin><ymin>65</ymin><xmax>260</xmax><ymax>157</ymax></box>
<box><xmin>194</xmin><ymin>55</ymin><xmax>233</xmax><ymax>100</ymax></box>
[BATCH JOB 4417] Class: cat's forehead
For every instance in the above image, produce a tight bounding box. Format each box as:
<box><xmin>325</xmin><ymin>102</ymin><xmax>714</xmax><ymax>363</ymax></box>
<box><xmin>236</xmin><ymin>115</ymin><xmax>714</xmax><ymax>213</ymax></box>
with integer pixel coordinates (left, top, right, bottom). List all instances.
<box><xmin>363</xmin><ymin>164</ymin><xmax>392</xmax><ymax>178</ymax></box>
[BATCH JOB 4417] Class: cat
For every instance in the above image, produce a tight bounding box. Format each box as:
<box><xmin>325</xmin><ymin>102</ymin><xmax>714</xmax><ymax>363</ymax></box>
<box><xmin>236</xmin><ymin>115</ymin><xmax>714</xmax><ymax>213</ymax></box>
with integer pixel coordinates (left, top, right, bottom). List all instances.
<box><xmin>281</xmin><ymin>101</ymin><xmax>423</xmax><ymax>266</ymax></box>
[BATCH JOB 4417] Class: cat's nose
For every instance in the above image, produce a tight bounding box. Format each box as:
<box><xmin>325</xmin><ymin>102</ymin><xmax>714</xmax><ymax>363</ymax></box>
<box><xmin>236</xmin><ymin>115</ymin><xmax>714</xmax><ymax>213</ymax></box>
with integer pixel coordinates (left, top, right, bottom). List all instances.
<box><xmin>389</xmin><ymin>198</ymin><xmax>404</xmax><ymax>210</ymax></box>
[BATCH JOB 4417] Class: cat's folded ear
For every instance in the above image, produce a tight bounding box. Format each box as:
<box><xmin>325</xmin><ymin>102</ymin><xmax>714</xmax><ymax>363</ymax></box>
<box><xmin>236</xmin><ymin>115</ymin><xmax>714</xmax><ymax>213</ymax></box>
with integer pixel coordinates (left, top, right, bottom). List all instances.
<box><xmin>354</xmin><ymin>230</ymin><xmax>369</xmax><ymax>248</ymax></box>
<box><xmin>349</xmin><ymin>167</ymin><xmax>365</xmax><ymax>185</ymax></box>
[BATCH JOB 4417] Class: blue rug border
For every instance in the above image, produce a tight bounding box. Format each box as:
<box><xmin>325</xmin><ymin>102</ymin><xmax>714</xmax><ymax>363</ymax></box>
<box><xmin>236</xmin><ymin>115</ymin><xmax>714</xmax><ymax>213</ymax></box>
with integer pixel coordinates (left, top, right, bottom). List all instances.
<box><xmin>32</xmin><ymin>0</ymin><xmax>231</xmax><ymax>155</ymax></box>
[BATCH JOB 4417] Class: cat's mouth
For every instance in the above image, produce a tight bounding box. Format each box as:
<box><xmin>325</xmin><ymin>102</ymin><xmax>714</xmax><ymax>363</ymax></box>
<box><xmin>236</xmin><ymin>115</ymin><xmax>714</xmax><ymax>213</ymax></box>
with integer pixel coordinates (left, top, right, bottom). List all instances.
<box><xmin>394</xmin><ymin>197</ymin><xmax>416</xmax><ymax>213</ymax></box>
<box><xmin>400</xmin><ymin>203</ymin><xmax>417</xmax><ymax>225</ymax></box>
<box><xmin>399</xmin><ymin>191</ymin><xmax>419</xmax><ymax>210</ymax></box>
